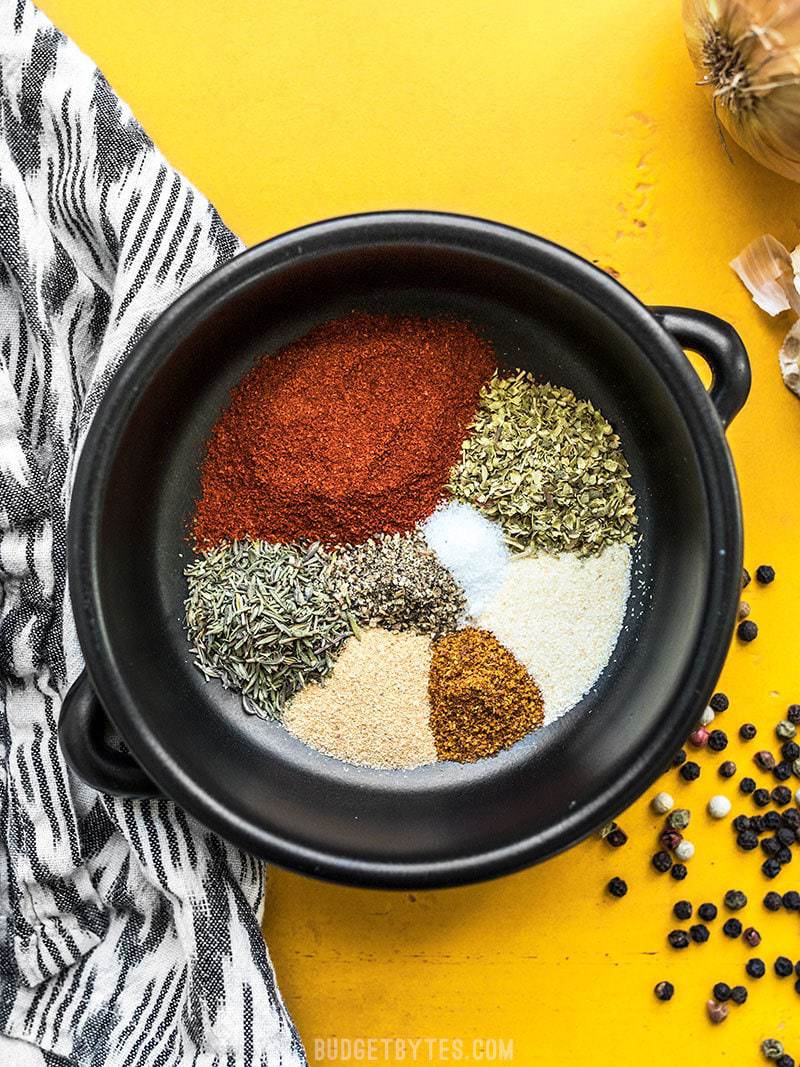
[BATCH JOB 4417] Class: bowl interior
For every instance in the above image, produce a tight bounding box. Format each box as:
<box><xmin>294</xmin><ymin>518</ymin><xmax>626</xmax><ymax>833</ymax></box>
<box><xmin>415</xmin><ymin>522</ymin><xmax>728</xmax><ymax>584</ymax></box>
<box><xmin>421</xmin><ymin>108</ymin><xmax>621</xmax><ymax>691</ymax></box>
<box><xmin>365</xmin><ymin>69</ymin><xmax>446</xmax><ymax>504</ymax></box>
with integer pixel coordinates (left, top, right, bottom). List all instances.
<box><xmin>83</xmin><ymin>228</ymin><xmax>714</xmax><ymax>883</ymax></box>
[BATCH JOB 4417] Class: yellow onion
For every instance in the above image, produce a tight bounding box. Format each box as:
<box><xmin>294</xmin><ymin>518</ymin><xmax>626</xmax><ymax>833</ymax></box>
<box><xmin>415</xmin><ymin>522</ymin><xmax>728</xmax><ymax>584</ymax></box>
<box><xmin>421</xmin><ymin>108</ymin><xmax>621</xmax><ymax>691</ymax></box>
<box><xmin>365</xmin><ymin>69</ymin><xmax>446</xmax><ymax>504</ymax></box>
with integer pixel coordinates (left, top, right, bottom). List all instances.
<box><xmin>683</xmin><ymin>0</ymin><xmax>800</xmax><ymax>180</ymax></box>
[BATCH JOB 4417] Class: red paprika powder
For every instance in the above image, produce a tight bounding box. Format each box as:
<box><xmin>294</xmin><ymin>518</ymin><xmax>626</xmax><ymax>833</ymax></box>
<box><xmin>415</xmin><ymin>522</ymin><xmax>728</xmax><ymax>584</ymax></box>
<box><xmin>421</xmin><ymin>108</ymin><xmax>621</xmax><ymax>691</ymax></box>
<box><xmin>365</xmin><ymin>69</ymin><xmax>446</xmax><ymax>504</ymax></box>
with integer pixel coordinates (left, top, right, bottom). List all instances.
<box><xmin>192</xmin><ymin>312</ymin><xmax>496</xmax><ymax>547</ymax></box>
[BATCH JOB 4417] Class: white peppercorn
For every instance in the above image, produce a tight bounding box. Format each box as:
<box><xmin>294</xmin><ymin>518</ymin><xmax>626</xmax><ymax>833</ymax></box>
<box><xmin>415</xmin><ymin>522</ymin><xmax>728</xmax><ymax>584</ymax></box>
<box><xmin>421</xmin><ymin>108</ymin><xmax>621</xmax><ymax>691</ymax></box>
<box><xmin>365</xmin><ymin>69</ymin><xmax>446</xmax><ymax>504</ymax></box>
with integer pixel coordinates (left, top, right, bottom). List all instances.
<box><xmin>651</xmin><ymin>791</ymin><xmax>674</xmax><ymax>815</ymax></box>
<box><xmin>675</xmin><ymin>840</ymin><xmax>695</xmax><ymax>861</ymax></box>
<box><xmin>708</xmin><ymin>795</ymin><xmax>732</xmax><ymax>819</ymax></box>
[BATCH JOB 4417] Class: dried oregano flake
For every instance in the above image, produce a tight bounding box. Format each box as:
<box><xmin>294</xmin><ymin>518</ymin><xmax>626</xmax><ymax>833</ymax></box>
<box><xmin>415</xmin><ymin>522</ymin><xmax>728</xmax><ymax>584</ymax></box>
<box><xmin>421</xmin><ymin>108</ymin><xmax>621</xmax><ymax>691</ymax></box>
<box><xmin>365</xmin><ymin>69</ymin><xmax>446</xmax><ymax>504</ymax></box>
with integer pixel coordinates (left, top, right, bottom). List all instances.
<box><xmin>184</xmin><ymin>540</ymin><xmax>355</xmax><ymax>719</ymax></box>
<box><xmin>448</xmin><ymin>371</ymin><xmax>637</xmax><ymax>555</ymax></box>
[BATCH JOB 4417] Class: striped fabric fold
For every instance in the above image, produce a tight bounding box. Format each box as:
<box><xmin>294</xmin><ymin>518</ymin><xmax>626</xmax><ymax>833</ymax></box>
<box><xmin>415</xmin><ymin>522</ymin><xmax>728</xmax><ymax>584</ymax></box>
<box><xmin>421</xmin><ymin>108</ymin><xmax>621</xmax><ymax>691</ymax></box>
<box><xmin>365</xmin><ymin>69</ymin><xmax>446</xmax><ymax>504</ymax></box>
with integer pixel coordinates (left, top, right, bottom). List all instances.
<box><xmin>0</xmin><ymin>1</ymin><xmax>306</xmax><ymax>1062</ymax></box>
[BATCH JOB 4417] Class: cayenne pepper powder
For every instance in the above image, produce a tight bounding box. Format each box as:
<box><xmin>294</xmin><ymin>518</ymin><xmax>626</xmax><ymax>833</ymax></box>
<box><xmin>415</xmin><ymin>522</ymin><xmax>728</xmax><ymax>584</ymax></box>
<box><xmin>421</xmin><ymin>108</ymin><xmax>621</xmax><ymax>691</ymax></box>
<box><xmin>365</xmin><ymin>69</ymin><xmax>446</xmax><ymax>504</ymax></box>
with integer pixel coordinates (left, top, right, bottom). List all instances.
<box><xmin>428</xmin><ymin>627</ymin><xmax>545</xmax><ymax>762</ymax></box>
<box><xmin>193</xmin><ymin>313</ymin><xmax>496</xmax><ymax>547</ymax></box>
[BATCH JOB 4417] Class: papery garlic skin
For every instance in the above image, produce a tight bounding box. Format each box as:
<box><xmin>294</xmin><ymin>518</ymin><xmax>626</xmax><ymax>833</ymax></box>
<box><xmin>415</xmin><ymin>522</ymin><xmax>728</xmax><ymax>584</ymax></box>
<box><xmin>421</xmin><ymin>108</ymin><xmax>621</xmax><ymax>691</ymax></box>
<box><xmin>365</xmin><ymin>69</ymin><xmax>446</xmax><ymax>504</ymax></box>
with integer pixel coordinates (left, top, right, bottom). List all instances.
<box><xmin>730</xmin><ymin>233</ymin><xmax>800</xmax><ymax>314</ymax></box>
<box><xmin>683</xmin><ymin>0</ymin><xmax>800</xmax><ymax>181</ymax></box>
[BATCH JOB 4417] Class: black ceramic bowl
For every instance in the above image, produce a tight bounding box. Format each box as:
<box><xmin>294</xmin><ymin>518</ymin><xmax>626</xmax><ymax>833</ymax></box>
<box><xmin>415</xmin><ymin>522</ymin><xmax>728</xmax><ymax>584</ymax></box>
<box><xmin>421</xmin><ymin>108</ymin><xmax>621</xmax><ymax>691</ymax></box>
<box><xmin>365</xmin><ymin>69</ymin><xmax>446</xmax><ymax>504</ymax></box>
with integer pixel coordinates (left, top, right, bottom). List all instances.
<box><xmin>61</xmin><ymin>211</ymin><xmax>750</xmax><ymax>888</ymax></box>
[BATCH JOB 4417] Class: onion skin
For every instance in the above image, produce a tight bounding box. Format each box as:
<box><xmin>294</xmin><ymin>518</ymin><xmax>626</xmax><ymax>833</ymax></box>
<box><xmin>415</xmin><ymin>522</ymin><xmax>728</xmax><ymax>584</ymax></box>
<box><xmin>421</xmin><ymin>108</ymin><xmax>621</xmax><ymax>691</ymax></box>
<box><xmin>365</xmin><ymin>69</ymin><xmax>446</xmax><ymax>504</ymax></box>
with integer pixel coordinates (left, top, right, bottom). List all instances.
<box><xmin>683</xmin><ymin>0</ymin><xmax>800</xmax><ymax>181</ymax></box>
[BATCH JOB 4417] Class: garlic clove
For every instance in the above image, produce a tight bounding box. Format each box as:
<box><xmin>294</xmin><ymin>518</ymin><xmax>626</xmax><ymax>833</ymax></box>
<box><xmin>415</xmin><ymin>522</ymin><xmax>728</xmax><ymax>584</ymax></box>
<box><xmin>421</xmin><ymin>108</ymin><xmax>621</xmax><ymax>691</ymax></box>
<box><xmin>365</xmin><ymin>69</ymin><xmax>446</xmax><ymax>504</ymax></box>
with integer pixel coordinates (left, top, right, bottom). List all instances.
<box><xmin>731</xmin><ymin>234</ymin><xmax>800</xmax><ymax>315</ymax></box>
<box><xmin>779</xmin><ymin>318</ymin><xmax>800</xmax><ymax>397</ymax></box>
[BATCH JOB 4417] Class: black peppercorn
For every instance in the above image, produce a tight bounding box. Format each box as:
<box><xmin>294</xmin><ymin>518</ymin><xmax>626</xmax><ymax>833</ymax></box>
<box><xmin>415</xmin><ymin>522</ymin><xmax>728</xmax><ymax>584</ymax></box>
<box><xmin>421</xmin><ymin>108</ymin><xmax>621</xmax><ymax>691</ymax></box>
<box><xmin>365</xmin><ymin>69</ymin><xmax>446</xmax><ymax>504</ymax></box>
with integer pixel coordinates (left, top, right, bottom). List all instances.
<box><xmin>764</xmin><ymin>811</ymin><xmax>782</xmax><ymax>830</ymax></box>
<box><xmin>742</xmin><ymin>568</ymin><xmax>751</xmax><ymax>588</ymax></box>
<box><xmin>608</xmin><ymin>877</ymin><xmax>627</xmax><ymax>898</ymax></box>
<box><xmin>737</xmin><ymin>831</ymin><xmax>759</xmax><ymax>851</ymax></box>
<box><xmin>763</xmin><ymin>857</ymin><xmax>782</xmax><ymax>879</ymax></box>
<box><xmin>773</xmin><ymin>786</ymin><xmax>793</xmax><ymax>806</ymax></box>
<box><xmin>667</xmin><ymin>930</ymin><xmax>690</xmax><ymax>949</ymax></box>
<box><xmin>740</xmin><ymin>724</ymin><xmax>757</xmax><ymax>741</ymax></box>
<box><xmin>710</xmin><ymin>693</ymin><xmax>729</xmax><ymax>712</ymax></box>
<box><xmin>777</xmin><ymin>846</ymin><xmax>792</xmax><ymax>865</ymax></box>
<box><xmin>783</xmin><ymin>810</ymin><xmax>800</xmax><ymax>829</ymax></box>
<box><xmin>712</xmin><ymin>981</ymin><xmax>731</xmax><ymax>1001</ymax></box>
<box><xmin>698</xmin><ymin>902</ymin><xmax>717</xmax><ymax>921</ymax></box>
<box><xmin>777</xmin><ymin>827</ymin><xmax>796</xmax><ymax>846</ymax></box>
<box><xmin>756</xmin><ymin>750</ymin><xmax>777</xmax><ymax>771</ymax></box>
<box><xmin>733</xmin><ymin>814</ymin><xmax>752</xmax><ymax>832</ymax></box>
<box><xmin>774</xmin><ymin>762</ymin><xmax>793</xmax><ymax>782</ymax></box>
<box><xmin>755</xmin><ymin>564</ymin><xmax>775</xmax><ymax>585</ymax></box>
<box><xmin>724</xmin><ymin>889</ymin><xmax>747</xmax><ymax>910</ymax></box>
<box><xmin>782</xmin><ymin>891</ymin><xmax>800</xmax><ymax>911</ymax></box>
<box><xmin>719</xmin><ymin>760</ymin><xmax>737</xmax><ymax>778</ymax></box>
<box><xmin>652</xmin><ymin>851</ymin><xmax>673</xmax><ymax>873</ymax></box>
<box><xmin>762</xmin><ymin>837</ymin><xmax>781</xmax><ymax>857</ymax></box>
<box><xmin>673</xmin><ymin>900</ymin><xmax>693</xmax><ymax>920</ymax></box>
<box><xmin>671</xmin><ymin>863</ymin><xmax>688</xmax><ymax>881</ymax></box>
<box><xmin>796</xmin><ymin>978</ymin><xmax>800</xmax><ymax>995</ymax></box>
<box><xmin>672</xmin><ymin>748</ymin><xmax>687</xmax><ymax>767</ymax></box>
<box><xmin>708</xmin><ymin>729</ymin><xmax>728</xmax><ymax>752</ymax></box>
<box><xmin>788</xmin><ymin>705</ymin><xmax>800</xmax><ymax>725</ymax></box>
<box><xmin>730</xmin><ymin>985</ymin><xmax>748</xmax><ymax>1005</ymax></box>
<box><xmin>606</xmin><ymin>828</ymin><xmax>628</xmax><ymax>848</ymax></box>
<box><xmin>751</xmin><ymin>815</ymin><xmax>767</xmax><ymax>833</ymax></box>
<box><xmin>775</xmin><ymin>956</ymin><xmax>794</xmax><ymax>978</ymax></box>
<box><xmin>690</xmin><ymin>923</ymin><xmax>710</xmax><ymax>943</ymax></box>
<box><xmin>722</xmin><ymin>918</ymin><xmax>742</xmax><ymax>938</ymax></box>
<box><xmin>743</xmin><ymin>926</ymin><xmax>762</xmax><ymax>947</ymax></box>
<box><xmin>782</xmin><ymin>742</ymin><xmax>800</xmax><ymax>761</ymax></box>
<box><xmin>754</xmin><ymin>789</ymin><xmax>771</xmax><ymax>808</ymax></box>
<box><xmin>764</xmin><ymin>891</ymin><xmax>783</xmax><ymax>911</ymax></box>
<box><xmin>745</xmin><ymin>958</ymin><xmax>766</xmax><ymax>978</ymax></box>
<box><xmin>740</xmin><ymin>777</ymin><xmax>756</xmax><ymax>794</ymax></box>
<box><xmin>680</xmin><ymin>761</ymin><xmax>701</xmax><ymax>782</ymax></box>
<box><xmin>776</xmin><ymin>1056</ymin><xmax>795</xmax><ymax>1067</ymax></box>
<box><xmin>738</xmin><ymin>620</ymin><xmax>758</xmax><ymax>642</ymax></box>
<box><xmin>654</xmin><ymin>980</ymin><xmax>674</xmax><ymax>1001</ymax></box>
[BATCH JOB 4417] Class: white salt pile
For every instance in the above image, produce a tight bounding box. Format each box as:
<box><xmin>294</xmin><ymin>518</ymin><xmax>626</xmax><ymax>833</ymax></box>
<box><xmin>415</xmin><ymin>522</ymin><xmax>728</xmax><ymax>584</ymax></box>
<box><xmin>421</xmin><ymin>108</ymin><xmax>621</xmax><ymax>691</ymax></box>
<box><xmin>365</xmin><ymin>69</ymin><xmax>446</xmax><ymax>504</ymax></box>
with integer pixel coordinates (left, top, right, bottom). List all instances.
<box><xmin>422</xmin><ymin>501</ymin><xmax>509</xmax><ymax>616</ymax></box>
<box><xmin>477</xmin><ymin>542</ymin><xmax>632</xmax><ymax>725</ymax></box>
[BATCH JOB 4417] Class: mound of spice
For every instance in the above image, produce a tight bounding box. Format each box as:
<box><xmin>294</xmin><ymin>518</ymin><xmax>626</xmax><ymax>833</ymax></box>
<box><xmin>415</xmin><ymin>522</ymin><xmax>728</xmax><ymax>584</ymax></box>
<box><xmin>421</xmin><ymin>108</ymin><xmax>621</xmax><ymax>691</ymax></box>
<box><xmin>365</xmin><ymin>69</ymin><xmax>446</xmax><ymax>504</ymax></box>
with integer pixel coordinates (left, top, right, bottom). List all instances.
<box><xmin>184</xmin><ymin>540</ymin><xmax>354</xmax><ymax>718</ymax></box>
<box><xmin>282</xmin><ymin>628</ymin><xmax>437</xmax><ymax>769</ymax></box>
<box><xmin>428</xmin><ymin>628</ymin><xmax>545</xmax><ymax>762</ymax></box>
<box><xmin>193</xmin><ymin>313</ymin><xmax>496</xmax><ymax>548</ymax></box>
<box><xmin>448</xmin><ymin>371</ymin><xmax>638</xmax><ymax>555</ymax></box>
<box><xmin>422</xmin><ymin>501</ymin><xmax>509</xmax><ymax>616</ymax></box>
<box><xmin>332</xmin><ymin>531</ymin><xmax>466</xmax><ymax>640</ymax></box>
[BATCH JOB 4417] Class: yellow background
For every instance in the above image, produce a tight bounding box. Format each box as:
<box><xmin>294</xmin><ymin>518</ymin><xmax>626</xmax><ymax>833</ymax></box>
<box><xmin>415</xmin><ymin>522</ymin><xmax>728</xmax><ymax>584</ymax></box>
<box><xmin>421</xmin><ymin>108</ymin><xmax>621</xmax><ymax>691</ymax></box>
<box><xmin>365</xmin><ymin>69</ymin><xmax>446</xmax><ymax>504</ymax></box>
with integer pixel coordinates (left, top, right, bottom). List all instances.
<box><xmin>39</xmin><ymin>1</ymin><xmax>800</xmax><ymax>1062</ymax></box>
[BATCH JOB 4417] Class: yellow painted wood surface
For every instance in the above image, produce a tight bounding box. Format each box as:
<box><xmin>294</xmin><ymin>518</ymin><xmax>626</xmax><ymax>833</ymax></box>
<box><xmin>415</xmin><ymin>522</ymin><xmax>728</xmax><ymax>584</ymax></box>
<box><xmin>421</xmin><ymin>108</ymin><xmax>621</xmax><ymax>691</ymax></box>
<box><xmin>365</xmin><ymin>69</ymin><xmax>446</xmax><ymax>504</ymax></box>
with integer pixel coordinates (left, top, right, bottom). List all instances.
<box><xmin>38</xmin><ymin>1</ymin><xmax>800</xmax><ymax>1061</ymax></box>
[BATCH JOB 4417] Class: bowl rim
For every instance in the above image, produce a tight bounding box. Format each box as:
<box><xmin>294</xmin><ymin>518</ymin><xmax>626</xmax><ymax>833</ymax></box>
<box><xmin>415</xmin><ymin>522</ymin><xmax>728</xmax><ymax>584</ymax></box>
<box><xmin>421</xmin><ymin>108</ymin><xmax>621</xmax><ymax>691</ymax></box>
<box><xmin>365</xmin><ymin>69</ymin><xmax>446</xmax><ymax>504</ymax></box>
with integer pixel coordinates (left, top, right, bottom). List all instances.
<box><xmin>68</xmin><ymin>210</ymin><xmax>742</xmax><ymax>887</ymax></box>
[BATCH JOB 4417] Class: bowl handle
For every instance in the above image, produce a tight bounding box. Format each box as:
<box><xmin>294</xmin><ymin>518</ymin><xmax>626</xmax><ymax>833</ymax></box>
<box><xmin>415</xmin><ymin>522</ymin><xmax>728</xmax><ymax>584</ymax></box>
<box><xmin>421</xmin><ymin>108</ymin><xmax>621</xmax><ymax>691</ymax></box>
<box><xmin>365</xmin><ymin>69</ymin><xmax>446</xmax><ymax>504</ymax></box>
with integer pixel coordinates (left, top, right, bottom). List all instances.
<box><xmin>650</xmin><ymin>306</ymin><xmax>751</xmax><ymax>429</ymax></box>
<box><xmin>59</xmin><ymin>670</ymin><xmax>158</xmax><ymax>798</ymax></box>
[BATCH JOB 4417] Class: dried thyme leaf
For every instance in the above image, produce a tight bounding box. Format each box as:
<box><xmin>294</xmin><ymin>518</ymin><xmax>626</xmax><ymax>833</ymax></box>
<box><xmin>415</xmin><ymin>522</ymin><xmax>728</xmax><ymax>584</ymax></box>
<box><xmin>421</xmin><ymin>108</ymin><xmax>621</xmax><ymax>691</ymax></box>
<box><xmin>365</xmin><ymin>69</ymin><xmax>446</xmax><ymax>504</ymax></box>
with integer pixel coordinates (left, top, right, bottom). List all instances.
<box><xmin>184</xmin><ymin>540</ymin><xmax>352</xmax><ymax>719</ymax></box>
<box><xmin>448</xmin><ymin>371</ymin><xmax>638</xmax><ymax>555</ymax></box>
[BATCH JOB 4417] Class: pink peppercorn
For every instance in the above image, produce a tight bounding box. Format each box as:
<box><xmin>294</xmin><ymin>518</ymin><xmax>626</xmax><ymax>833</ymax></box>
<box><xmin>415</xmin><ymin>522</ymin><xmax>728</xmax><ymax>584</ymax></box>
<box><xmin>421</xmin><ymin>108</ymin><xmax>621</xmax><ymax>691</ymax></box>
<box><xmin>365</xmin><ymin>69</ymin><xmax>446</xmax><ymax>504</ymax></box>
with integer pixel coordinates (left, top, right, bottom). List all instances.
<box><xmin>690</xmin><ymin>728</ymin><xmax>709</xmax><ymax>748</ymax></box>
<box><xmin>660</xmin><ymin>830</ymin><xmax>683</xmax><ymax>851</ymax></box>
<box><xmin>743</xmin><ymin>927</ymin><xmax>761</xmax><ymax>947</ymax></box>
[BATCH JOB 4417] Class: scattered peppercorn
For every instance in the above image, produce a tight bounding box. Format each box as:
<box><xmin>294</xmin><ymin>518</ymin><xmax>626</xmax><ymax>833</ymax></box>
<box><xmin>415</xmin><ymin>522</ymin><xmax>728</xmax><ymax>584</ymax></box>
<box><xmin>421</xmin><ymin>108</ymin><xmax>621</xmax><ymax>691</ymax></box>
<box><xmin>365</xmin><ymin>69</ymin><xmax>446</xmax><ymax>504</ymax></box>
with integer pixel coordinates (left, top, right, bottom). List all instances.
<box><xmin>733</xmin><ymin>814</ymin><xmax>752</xmax><ymax>832</ymax></box>
<box><xmin>763</xmin><ymin>838</ymin><xmax>781</xmax><ymax>857</ymax></box>
<box><xmin>742</xmin><ymin>568</ymin><xmax>751</xmax><ymax>589</ymax></box>
<box><xmin>782</xmin><ymin>891</ymin><xmax>800</xmax><ymax>910</ymax></box>
<box><xmin>653</xmin><ymin>851</ymin><xmax>673</xmax><ymax>873</ymax></box>
<box><xmin>667</xmin><ymin>930</ymin><xmax>690</xmax><ymax>949</ymax></box>
<box><xmin>719</xmin><ymin>760</ymin><xmax>737</xmax><ymax>778</ymax></box>
<box><xmin>698</xmin><ymin>903</ymin><xmax>718</xmax><ymax>921</ymax></box>
<box><xmin>722</xmin><ymin>918</ymin><xmax>742</xmax><ymax>938</ymax></box>
<box><xmin>606</xmin><ymin>828</ymin><xmax>628</xmax><ymax>848</ymax></box>
<box><xmin>651</xmin><ymin>791</ymin><xmax>674</xmax><ymax>814</ymax></box>
<box><xmin>712</xmin><ymin>982</ymin><xmax>731</xmax><ymax>1001</ymax></box>
<box><xmin>752</xmin><ymin>815</ymin><xmax>767</xmax><ymax>832</ymax></box>
<box><xmin>773</xmin><ymin>787</ymin><xmax>793</xmax><ymax>808</ymax></box>
<box><xmin>738</xmin><ymin>620</ymin><xmax>758</xmax><ymax>642</ymax></box>
<box><xmin>754</xmin><ymin>789</ymin><xmax>771</xmax><ymax>808</ymax></box>
<box><xmin>756</xmin><ymin>751</ymin><xmax>777</xmax><ymax>771</ymax></box>
<box><xmin>783</xmin><ymin>810</ymin><xmax>800</xmax><ymax>828</ymax></box>
<box><xmin>680</xmin><ymin>762</ymin><xmax>701</xmax><ymax>782</ymax></box>
<box><xmin>777</xmin><ymin>845</ymin><xmax>792</xmax><ymax>864</ymax></box>
<box><xmin>730</xmin><ymin>985</ymin><xmax>748</xmax><ymax>1005</ymax></box>
<box><xmin>708</xmin><ymin>795</ymin><xmax>732</xmax><ymax>819</ymax></box>
<box><xmin>782</xmin><ymin>741</ymin><xmax>800</xmax><ymax>761</ymax></box>
<box><xmin>764</xmin><ymin>891</ymin><xmax>783</xmax><ymax>911</ymax></box>
<box><xmin>690</xmin><ymin>923</ymin><xmax>709</xmax><ymax>943</ymax></box>
<box><xmin>708</xmin><ymin>729</ymin><xmax>728</xmax><ymax>752</ymax></box>
<box><xmin>777</xmin><ymin>720</ymin><xmax>798</xmax><ymax>741</ymax></box>
<box><xmin>762</xmin><ymin>857</ymin><xmax>782</xmax><ymax>878</ymax></box>
<box><xmin>673</xmin><ymin>900</ymin><xmax>693</xmax><ymax>920</ymax></box>
<box><xmin>775</xmin><ymin>956</ymin><xmax>794</xmax><ymax>978</ymax></box>
<box><xmin>755</xmin><ymin>564</ymin><xmax>775</xmax><ymax>585</ymax></box>
<box><xmin>740</xmin><ymin>724</ymin><xmax>758</xmax><ymax>741</ymax></box>
<box><xmin>689</xmin><ymin>728</ymin><xmax>709</xmax><ymax>748</ymax></box>
<box><xmin>672</xmin><ymin>748</ymin><xmax>687</xmax><ymax>767</ymax></box>
<box><xmin>710</xmin><ymin>692</ymin><xmax>729</xmax><ymax>712</ymax></box>
<box><xmin>724</xmin><ymin>889</ymin><xmax>748</xmax><ymax>910</ymax></box>
<box><xmin>654</xmin><ymin>980</ymin><xmax>674</xmax><ymax>1002</ymax></box>
<box><xmin>774</xmin><ymin>762</ymin><xmax>793</xmax><ymax>782</ymax></box>
<box><xmin>762</xmin><ymin>1038</ymin><xmax>784</xmax><ymax>1060</ymax></box>
<box><xmin>738</xmin><ymin>601</ymin><xmax>751</xmax><ymax>620</ymax></box>
<box><xmin>776</xmin><ymin>1056</ymin><xmax>795</xmax><ymax>1067</ymax></box>
<box><xmin>674</xmin><ymin>840</ymin><xmax>694</xmax><ymax>862</ymax></box>
<box><xmin>788</xmin><ymin>705</ymin><xmax>800</xmax><ymax>725</ymax></box>
<box><xmin>777</xmin><ymin>827</ymin><xmax>795</xmax><ymax>846</ymax></box>
<box><xmin>740</xmin><ymin>777</ymin><xmax>757</xmax><ymax>794</ymax></box>
<box><xmin>746</xmin><ymin>958</ymin><xmax>766</xmax><ymax>978</ymax></box>
<box><xmin>738</xmin><ymin>830</ymin><xmax>759</xmax><ymax>851</ymax></box>
<box><xmin>671</xmin><ymin>864</ymin><xmax>688</xmax><ymax>881</ymax></box>
<box><xmin>706</xmin><ymin>999</ymin><xmax>728</xmax><ymax>1024</ymax></box>
<box><xmin>607</xmin><ymin>877</ymin><xmax>627</xmax><ymax>898</ymax></box>
<box><xmin>668</xmin><ymin>809</ymin><xmax>691</xmax><ymax>830</ymax></box>
<box><xmin>743</xmin><ymin>927</ymin><xmax>762</xmax><ymax>947</ymax></box>
<box><xmin>764</xmin><ymin>812</ymin><xmax>782</xmax><ymax>830</ymax></box>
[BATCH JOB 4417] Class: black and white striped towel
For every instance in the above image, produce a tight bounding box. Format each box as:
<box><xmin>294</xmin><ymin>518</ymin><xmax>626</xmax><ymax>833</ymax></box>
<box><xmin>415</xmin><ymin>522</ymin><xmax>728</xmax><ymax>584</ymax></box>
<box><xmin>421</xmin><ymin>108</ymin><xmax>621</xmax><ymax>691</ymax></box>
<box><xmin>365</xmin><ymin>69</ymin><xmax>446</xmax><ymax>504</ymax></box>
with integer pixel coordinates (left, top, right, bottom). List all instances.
<box><xmin>0</xmin><ymin>1</ymin><xmax>306</xmax><ymax>1062</ymax></box>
